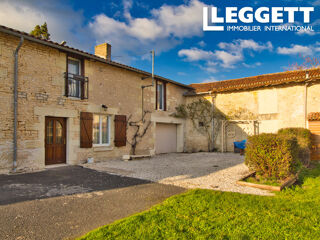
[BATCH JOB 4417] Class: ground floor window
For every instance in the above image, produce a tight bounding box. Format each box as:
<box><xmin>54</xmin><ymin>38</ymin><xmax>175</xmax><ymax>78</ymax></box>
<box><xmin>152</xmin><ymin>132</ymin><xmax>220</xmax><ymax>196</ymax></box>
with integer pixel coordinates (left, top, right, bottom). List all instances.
<box><xmin>93</xmin><ymin>115</ymin><xmax>110</xmax><ymax>145</ymax></box>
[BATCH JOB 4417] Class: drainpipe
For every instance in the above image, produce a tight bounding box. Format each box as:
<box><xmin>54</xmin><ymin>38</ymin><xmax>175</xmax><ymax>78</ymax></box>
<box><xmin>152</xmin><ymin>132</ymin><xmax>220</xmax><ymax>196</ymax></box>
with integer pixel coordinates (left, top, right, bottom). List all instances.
<box><xmin>305</xmin><ymin>71</ymin><xmax>310</xmax><ymax>129</ymax></box>
<box><xmin>13</xmin><ymin>37</ymin><xmax>24</xmax><ymax>172</ymax></box>
<box><xmin>210</xmin><ymin>92</ymin><xmax>214</xmax><ymax>151</ymax></box>
<box><xmin>305</xmin><ymin>82</ymin><xmax>309</xmax><ymax>129</ymax></box>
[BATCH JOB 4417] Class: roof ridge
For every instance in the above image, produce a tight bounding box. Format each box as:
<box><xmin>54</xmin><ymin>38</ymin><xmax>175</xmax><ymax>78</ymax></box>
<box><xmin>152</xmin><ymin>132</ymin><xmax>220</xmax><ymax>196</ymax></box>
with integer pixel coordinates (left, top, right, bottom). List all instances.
<box><xmin>190</xmin><ymin>67</ymin><xmax>320</xmax><ymax>86</ymax></box>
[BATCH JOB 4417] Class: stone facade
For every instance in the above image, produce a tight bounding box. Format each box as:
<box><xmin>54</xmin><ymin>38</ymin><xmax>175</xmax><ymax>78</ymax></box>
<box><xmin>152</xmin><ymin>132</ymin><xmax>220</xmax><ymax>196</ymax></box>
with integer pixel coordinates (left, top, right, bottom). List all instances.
<box><xmin>0</xmin><ymin>32</ymin><xmax>188</xmax><ymax>173</ymax></box>
<box><xmin>185</xmin><ymin>82</ymin><xmax>320</xmax><ymax>152</ymax></box>
<box><xmin>2</xmin><ymin>28</ymin><xmax>320</xmax><ymax>172</ymax></box>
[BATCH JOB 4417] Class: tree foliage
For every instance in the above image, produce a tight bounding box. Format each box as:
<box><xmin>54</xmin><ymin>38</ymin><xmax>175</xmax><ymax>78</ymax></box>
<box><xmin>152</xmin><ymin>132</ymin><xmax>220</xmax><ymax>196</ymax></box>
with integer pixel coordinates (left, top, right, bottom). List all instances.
<box><xmin>287</xmin><ymin>54</ymin><xmax>320</xmax><ymax>71</ymax></box>
<box><xmin>30</xmin><ymin>22</ymin><xmax>51</xmax><ymax>40</ymax></box>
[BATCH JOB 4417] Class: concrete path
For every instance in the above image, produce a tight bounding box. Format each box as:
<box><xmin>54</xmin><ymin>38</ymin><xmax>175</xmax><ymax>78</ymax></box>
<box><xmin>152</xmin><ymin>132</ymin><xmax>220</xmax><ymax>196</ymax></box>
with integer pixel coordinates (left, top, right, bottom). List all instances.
<box><xmin>0</xmin><ymin>166</ymin><xmax>185</xmax><ymax>240</ymax></box>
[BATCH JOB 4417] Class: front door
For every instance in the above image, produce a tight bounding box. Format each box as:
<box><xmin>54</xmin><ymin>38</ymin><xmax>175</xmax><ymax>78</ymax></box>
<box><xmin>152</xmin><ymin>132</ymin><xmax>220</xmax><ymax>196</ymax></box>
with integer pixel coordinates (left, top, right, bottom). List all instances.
<box><xmin>45</xmin><ymin>117</ymin><xmax>66</xmax><ymax>165</ymax></box>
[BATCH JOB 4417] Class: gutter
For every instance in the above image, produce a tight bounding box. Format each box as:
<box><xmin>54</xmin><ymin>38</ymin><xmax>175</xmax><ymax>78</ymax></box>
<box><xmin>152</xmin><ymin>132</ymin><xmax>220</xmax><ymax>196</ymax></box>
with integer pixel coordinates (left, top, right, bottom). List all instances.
<box><xmin>13</xmin><ymin>36</ymin><xmax>24</xmax><ymax>172</ymax></box>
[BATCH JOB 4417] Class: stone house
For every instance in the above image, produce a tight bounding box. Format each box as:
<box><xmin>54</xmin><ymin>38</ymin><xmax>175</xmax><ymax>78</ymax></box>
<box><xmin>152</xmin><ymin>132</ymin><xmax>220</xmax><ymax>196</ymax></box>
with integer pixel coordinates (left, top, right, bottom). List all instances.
<box><xmin>0</xmin><ymin>25</ymin><xmax>192</xmax><ymax>173</ymax></box>
<box><xmin>187</xmin><ymin>69</ymin><xmax>320</xmax><ymax>160</ymax></box>
<box><xmin>1</xmin><ymin>24</ymin><xmax>320</xmax><ymax>173</ymax></box>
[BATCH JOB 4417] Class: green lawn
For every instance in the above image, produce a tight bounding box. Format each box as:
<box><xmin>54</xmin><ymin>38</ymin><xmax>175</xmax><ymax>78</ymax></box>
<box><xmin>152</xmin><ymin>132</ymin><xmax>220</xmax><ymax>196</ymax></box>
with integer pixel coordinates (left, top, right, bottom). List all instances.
<box><xmin>78</xmin><ymin>163</ymin><xmax>320</xmax><ymax>240</ymax></box>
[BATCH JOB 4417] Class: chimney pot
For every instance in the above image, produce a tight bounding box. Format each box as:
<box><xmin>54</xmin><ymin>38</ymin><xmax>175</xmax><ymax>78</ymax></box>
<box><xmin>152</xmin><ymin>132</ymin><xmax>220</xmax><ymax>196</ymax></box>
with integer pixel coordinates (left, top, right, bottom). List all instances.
<box><xmin>95</xmin><ymin>43</ymin><xmax>111</xmax><ymax>61</ymax></box>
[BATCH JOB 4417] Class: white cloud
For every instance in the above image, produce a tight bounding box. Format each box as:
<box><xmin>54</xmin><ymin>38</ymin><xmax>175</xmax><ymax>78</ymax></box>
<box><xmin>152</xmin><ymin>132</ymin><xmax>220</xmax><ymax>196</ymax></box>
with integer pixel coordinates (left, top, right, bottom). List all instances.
<box><xmin>311</xmin><ymin>0</ymin><xmax>320</xmax><ymax>6</ymax></box>
<box><xmin>243</xmin><ymin>62</ymin><xmax>262</xmax><ymax>68</ymax></box>
<box><xmin>200</xmin><ymin>61</ymin><xmax>218</xmax><ymax>73</ymax></box>
<box><xmin>0</xmin><ymin>0</ymin><xmax>208</xmax><ymax>62</ymax></box>
<box><xmin>296</xmin><ymin>29</ymin><xmax>316</xmax><ymax>36</ymax></box>
<box><xmin>178</xmin><ymin>48</ymin><xmax>214</xmax><ymax>61</ymax></box>
<box><xmin>178</xmin><ymin>39</ymin><xmax>272</xmax><ymax>70</ymax></box>
<box><xmin>0</xmin><ymin>0</ymin><xmax>92</xmax><ymax>51</ymax></box>
<box><xmin>277</xmin><ymin>44</ymin><xmax>313</xmax><ymax>55</ymax></box>
<box><xmin>150</xmin><ymin>0</ymin><xmax>206</xmax><ymax>38</ymax></box>
<box><xmin>198</xmin><ymin>40</ymin><xmax>206</xmax><ymax>47</ymax></box>
<box><xmin>213</xmin><ymin>51</ymin><xmax>243</xmax><ymax>68</ymax></box>
<box><xmin>89</xmin><ymin>0</ymin><xmax>208</xmax><ymax>58</ymax></box>
<box><xmin>218</xmin><ymin>39</ymin><xmax>273</xmax><ymax>53</ymax></box>
<box><xmin>177</xmin><ymin>72</ymin><xmax>187</xmax><ymax>76</ymax></box>
<box><xmin>201</xmin><ymin>76</ymin><xmax>219</xmax><ymax>83</ymax></box>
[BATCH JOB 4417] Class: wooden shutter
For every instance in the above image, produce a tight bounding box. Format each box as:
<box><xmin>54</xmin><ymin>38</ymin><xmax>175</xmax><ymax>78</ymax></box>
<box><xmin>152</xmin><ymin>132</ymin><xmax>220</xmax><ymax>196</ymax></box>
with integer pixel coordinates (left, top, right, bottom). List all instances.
<box><xmin>80</xmin><ymin>112</ymin><xmax>93</xmax><ymax>148</ymax></box>
<box><xmin>114</xmin><ymin>115</ymin><xmax>127</xmax><ymax>147</ymax></box>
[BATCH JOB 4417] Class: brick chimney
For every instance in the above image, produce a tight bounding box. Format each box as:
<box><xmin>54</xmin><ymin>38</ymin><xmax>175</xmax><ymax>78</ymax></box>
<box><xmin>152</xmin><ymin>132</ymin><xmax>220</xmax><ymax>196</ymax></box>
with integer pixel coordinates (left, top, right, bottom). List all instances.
<box><xmin>95</xmin><ymin>43</ymin><xmax>111</xmax><ymax>61</ymax></box>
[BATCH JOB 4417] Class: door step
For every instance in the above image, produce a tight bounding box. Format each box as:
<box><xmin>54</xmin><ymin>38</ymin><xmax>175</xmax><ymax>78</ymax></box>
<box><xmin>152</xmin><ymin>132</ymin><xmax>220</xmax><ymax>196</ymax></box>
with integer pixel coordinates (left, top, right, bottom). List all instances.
<box><xmin>122</xmin><ymin>155</ymin><xmax>151</xmax><ymax>161</ymax></box>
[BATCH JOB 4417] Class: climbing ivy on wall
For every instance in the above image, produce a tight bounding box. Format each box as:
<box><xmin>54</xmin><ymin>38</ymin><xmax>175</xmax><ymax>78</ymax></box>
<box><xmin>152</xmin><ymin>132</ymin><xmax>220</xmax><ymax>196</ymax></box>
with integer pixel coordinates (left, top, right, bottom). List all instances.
<box><xmin>172</xmin><ymin>98</ymin><xmax>225</xmax><ymax>152</ymax></box>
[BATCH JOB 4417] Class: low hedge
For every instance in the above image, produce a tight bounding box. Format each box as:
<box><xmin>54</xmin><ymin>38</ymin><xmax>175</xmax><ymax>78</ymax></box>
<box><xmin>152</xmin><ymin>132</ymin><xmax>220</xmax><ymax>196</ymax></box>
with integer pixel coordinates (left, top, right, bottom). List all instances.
<box><xmin>277</xmin><ymin>128</ymin><xmax>311</xmax><ymax>149</ymax></box>
<box><xmin>278</xmin><ymin>128</ymin><xmax>311</xmax><ymax>165</ymax></box>
<box><xmin>245</xmin><ymin>133</ymin><xmax>299</xmax><ymax>180</ymax></box>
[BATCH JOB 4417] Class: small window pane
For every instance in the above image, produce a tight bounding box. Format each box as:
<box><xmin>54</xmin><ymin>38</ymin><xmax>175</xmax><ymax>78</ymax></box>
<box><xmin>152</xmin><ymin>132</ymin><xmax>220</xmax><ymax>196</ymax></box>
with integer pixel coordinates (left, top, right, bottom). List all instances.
<box><xmin>68</xmin><ymin>59</ymin><xmax>80</xmax><ymax>75</ymax></box>
<box><xmin>157</xmin><ymin>84</ymin><xmax>163</xmax><ymax>110</ymax></box>
<box><xmin>93</xmin><ymin>115</ymin><xmax>110</xmax><ymax>145</ymax></box>
<box><xmin>93</xmin><ymin>115</ymin><xmax>100</xmax><ymax>144</ymax></box>
<box><xmin>55</xmin><ymin>121</ymin><xmax>63</xmax><ymax>144</ymax></box>
<box><xmin>67</xmin><ymin>59</ymin><xmax>81</xmax><ymax>98</ymax></box>
<box><xmin>101</xmin><ymin>116</ymin><xmax>109</xmax><ymax>144</ymax></box>
<box><xmin>46</xmin><ymin>120</ymin><xmax>53</xmax><ymax>144</ymax></box>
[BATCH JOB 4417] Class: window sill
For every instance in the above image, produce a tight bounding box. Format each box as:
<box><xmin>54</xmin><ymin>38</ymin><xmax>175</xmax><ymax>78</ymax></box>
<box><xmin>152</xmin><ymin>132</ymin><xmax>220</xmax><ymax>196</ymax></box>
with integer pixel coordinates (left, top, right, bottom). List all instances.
<box><xmin>66</xmin><ymin>96</ymin><xmax>82</xmax><ymax>100</ymax></box>
<box><xmin>93</xmin><ymin>145</ymin><xmax>113</xmax><ymax>152</ymax></box>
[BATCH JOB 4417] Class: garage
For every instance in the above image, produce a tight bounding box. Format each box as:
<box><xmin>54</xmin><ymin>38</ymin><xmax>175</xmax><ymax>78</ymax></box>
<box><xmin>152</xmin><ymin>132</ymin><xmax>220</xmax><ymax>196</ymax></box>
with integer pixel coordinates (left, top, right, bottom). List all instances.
<box><xmin>155</xmin><ymin>123</ymin><xmax>177</xmax><ymax>154</ymax></box>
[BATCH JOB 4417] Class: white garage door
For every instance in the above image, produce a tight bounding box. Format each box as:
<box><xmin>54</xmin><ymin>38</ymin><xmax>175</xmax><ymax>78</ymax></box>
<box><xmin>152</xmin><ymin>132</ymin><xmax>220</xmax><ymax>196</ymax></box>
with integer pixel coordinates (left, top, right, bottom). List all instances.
<box><xmin>156</xmin><ymin>123</ymin><xmax>177</xmax><ymax>154</ymax></box>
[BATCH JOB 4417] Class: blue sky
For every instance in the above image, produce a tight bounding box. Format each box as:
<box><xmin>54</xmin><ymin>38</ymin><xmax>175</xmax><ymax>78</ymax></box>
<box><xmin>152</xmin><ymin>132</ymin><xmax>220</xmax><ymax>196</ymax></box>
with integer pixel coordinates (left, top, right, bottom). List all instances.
<box><xmin>1</xmin><ymin>0</ymin><xmax>320</xmax><ymax>84</ymax></box>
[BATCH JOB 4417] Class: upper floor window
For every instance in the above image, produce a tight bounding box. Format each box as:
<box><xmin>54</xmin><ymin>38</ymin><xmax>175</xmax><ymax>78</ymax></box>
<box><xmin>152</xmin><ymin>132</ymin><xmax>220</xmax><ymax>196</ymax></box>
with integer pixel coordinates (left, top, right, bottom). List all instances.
<box><xmin>68</xmin><ymin>59</ymin><xmax>81</xmax><ymax>98</ymax></box>
<box><xmin>156</xmin><ymin>81</ymin><xmax>166</xmax><ymax>111</ymax></box>
<box><xmin>65</xmin><ymin>56</ymin><xmax>88</xmax><ymax>99</ymax></box>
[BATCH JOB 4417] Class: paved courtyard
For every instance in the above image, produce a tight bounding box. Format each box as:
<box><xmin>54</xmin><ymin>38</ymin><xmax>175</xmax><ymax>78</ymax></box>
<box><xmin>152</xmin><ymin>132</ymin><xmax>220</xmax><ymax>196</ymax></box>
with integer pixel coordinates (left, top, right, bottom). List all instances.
<box><xmin>0</xmin><ymin>166</ymin><xmax>185</xmax><ymax>240</ymax></box>
<box><xmin>84</xmin><ymin>152</ymin><xmax>272</xmax><ymax>196</ymax></box>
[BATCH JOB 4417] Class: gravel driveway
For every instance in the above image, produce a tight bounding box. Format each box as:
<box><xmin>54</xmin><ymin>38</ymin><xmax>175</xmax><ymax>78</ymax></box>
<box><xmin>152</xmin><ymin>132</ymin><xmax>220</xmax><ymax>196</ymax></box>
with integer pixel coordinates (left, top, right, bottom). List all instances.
<box><xmin>83</xmin><ymin>152</ymin><xmax>272</xmax><ymax>196</ymax></box>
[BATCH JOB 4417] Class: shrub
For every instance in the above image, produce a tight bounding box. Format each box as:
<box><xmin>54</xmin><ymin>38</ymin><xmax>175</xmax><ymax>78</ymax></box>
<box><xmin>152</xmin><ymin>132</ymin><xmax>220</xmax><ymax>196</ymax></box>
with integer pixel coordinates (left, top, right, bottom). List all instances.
<box><xmin>277</xmin><ymin>128</ymin><xmax>311</xmax><ymax>149</ymax></box>
<box><xmin>245</xmin><ymin>133</ymin><xmax>299</xmax><ymax>180</ymax></box>
<box><xmin>278</xmin><ymin>128</ymin><xmax>311</xmax><ymax>165</ymax></box>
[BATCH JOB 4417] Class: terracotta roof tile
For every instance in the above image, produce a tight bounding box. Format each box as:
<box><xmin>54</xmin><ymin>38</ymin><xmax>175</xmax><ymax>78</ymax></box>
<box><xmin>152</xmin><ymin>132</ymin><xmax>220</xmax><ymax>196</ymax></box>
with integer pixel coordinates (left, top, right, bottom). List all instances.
<box><xmin>308</xmin><ymin>112</ymin><xmax>320</xmax><ymax>121</ymax></box>
<box><xmin>189</xmin><ymin>68</ymin><xmax>320</xmax><ymax>94</ymax></box>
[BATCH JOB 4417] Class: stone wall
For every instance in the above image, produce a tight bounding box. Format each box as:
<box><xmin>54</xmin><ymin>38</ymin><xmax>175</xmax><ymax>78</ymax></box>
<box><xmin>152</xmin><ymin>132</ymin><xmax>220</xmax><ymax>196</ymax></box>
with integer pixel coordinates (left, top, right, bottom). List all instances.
<box><xmin>184</xmin><ymin>96</ymin><xmax>213</xmax><ymax>153</ymax></box>
<box><xmin>0</xmin><ymin>32</ymin><xmax>188</xmax><ymax>172</ymax></box>
<box><xmin>186</xmin><ymin>83</ymin><xmax>319</xmax><ymax>152</ymax></box>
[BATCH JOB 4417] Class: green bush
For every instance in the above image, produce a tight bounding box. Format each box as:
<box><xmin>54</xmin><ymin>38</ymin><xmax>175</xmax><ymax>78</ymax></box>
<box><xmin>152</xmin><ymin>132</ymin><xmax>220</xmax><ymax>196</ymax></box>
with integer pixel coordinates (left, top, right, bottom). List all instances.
<box><xmin>245</xmin><ymin>133</ymin><xmax>299</xmax><ymax>180</ymax></box>
<box><xmin>277</xmin><ymin>128</ymin><xmax>311</xmax><ymax>149</ymax></box>
<box><xmin>278</xmin><ymin>128</ymin><xmax>311</xmax><ymax>165</ymax></box>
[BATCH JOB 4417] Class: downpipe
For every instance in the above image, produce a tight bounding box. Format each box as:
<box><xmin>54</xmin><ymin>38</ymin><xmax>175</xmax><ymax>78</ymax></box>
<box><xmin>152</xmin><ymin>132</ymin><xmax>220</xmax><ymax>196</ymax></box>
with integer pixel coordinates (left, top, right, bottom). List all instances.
<box><xmin>13</xmin><ymin>37</ymin><xmax>24</xmax><ymax>172</ymax></box>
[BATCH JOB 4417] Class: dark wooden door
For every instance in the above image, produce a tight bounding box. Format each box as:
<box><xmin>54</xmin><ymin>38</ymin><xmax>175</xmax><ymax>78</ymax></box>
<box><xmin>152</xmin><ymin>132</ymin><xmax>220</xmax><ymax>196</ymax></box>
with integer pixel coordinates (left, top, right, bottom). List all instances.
<box><xmin>45</xmin><ymin>117</ymin><xmax>66</xmax><ymax>165</ymax></box>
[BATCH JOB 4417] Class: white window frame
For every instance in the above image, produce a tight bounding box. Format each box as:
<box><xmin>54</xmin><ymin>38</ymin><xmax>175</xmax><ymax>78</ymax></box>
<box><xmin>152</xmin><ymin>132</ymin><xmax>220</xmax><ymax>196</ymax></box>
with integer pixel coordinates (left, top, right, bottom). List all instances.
<box><xmin>67</xmin><ymin>57</ymin><xmax>82</xmax><ymax>99</ymax></box>
<box><xmin>157</xmin><ymin>82</ymin><xmax>164</xmax><ymax>110</ymax></box>
<box><xmin>93</xmin><ymin>115</ymin><xmax>111</xmax><ymax>147</ymax></box>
